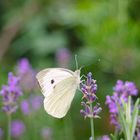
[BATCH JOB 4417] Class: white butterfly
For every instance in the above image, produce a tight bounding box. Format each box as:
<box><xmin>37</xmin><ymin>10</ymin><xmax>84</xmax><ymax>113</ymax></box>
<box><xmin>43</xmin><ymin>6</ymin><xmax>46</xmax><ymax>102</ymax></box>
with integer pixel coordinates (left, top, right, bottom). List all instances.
<box><xmin>36</xmin><ymin>68</ymin><xmax>81</xmax><ymax>118</ymax></box>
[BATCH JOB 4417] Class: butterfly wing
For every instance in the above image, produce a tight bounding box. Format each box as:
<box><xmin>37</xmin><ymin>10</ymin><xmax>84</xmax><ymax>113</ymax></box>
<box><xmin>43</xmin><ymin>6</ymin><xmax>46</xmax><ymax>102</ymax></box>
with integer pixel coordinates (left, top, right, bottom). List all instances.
<box><xmin>36</xmin><ymin>68</ymin><xmax>75</xmax><ymax>97</ymax></box>
<box><xmin>44</xmin><ymin>76</ymin><xmax>78</xmax><ymax>118</ymax></box>
<box><xmin>36</xmin><ymin>68</ymin><xmax>80</xmax><ymax>118</ymax></box>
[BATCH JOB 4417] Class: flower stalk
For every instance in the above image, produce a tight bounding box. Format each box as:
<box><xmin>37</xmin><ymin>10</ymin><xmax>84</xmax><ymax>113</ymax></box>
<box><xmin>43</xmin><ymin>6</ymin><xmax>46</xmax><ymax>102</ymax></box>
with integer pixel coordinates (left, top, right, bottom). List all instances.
<box><xmin>7</xmin><ymin>114</ymin><xmax>11</xmax><ymax>140</ymax></box>
<box><xmin>90</xmin><ymin>103</ymin><xmax>94</xmax><ymax>140</ymax></box>
<box><xmin>80</xmin><ymin>72</ymin><xmax>101</xmax><ymax>140</ymax></box>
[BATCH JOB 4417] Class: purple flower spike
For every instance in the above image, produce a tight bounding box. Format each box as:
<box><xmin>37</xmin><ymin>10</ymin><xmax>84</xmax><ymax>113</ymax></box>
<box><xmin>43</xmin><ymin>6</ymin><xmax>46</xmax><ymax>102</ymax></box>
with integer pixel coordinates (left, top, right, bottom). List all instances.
<box><xmin>101</xmin><ymin>135</ymin><xmax>110</xmax><ymax>140</ymax></box>
<box><xmin>113</xmin><ymin>80</ymin><xmax>124</xmax><ymax>93</ymax></box>
<box><xmin>80</xmin><ymin>72</ymin><xmax>97</xmax><ymax>103</ymax></box>
<box><xmin>0</xmin><ymin>72</ymin><xmax>22</xmax><ymax>114</ymax></box>
<box><xmin>93</xmin><ymin>104</ymin><xmax>102</xmax><ymax>118</ymax></box>
<box><xmin>21</xmin><ymin>100</ymin><xmax>31</xmax><ymax>115</ymax></box>
<box><xmin>20</xmin><ymin>95</ymin><xmax>43</xmax><ymax>115</ymax></box>
<box><xmin>80</xmin><ymin>102</ymin><xmax>91</xmax><ymax>118</ymax></box>
<box><xmin>30</xmin><ymin>95</ymin><xmax>43</xmax><ymax>111</ymax></box>
<box><xmin>80</xmin><ymin>72</ymin><xmax>101</xmax><ymax>119</ymax></box>
<box><xmin>11</xmin><ymin>120</ymin><xmax>25</xmax><ymax>138</ymax></box>
<box><xmin>106</xmin><ymin>80</ymin><xmax>138</xmax><ymax>129</ymax></box>
<box><xmin>86</xmin><ymin>72</ymin><xmax>93</xmax><ymax>86</ymax></box>
<box><xmin>125</xmin><ymin>81</ymin><xmax>138</xmax><ymax>96</ymax></box>
<box><xmin>41</xmin><ymin>127</ymin><xmax>52</xmax><ymax>140</ymax></box>
<box><xmin>17</xmin><ymin>58</ymin><xmax>32</xmax><ymax>74</ymax></box>
<box><xmin>55</xmin><ymin>48</ymin><xmax>71</xmax><ymax>68</ymax></box>
<box><xmin>90</xmin><ymin>82</ymin><xmax>97</xmax><ymax>94</ymax></box>
<box><xmin>113</xmin><ymin>80</ymin><xmax>138</xmax><ymax>98</ymax></box>
<box><xmin>16</xmin><ymin>58</ymin><xmax>37</xmax><ymax>92</ymax></box>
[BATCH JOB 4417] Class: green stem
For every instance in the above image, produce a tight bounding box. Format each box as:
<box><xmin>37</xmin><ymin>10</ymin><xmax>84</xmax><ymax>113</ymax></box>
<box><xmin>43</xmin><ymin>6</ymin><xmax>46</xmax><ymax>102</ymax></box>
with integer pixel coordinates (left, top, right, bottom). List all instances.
<box><xmin>7</xmin><ymin>114</ymin><xmax>11</xmax><ymax>140</ymax></box>
<box><xmin>126</xmin><ymin>97</ymin><xmax>132</xmax><ymax>140</ymax></box>
<box><xmin>90</xmin><ymin>104</ymin><xmax>94</xmax><ymax>140</ymax></box>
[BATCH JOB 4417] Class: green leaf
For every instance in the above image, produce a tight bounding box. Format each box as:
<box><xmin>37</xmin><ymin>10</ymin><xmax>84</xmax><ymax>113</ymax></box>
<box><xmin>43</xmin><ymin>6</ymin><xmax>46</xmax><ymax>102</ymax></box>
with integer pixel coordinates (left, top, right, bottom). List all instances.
<box><xmin>131</xmin><ymin>98</ymin><xmax>140</xmax><ymax>140</ymax></box>
<box><xmin>110</xmin><ymin>133</ymin><xmax>117</xmax><ymax>140</ymax></box>
<box><xmin>117</xmin><ymin>103</ymin><xmax>128</xmax><ymax>140</ymax></box>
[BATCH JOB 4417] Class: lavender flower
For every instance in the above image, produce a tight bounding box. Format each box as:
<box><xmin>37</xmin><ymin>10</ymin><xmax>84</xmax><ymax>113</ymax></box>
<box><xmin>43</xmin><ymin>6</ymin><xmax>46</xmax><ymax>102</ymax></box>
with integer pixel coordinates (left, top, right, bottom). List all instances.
<box><xmin>16</xmin><ymin>58</ymin><xmax>37</xmax><ymax>92</ymax></box>
<box><xmin>101</xmin><ymin>135</ymin><xmax>110</xmax><ymax>140</ymax></box>
<box><xmin>106</xmin><ymin>80</ymin><xmax>138</xmax><ymax>129</ymax></box>
<box><xmin>29</xmin><ymin>95</ymin><xmax>43</xmax><ymax>110</ymax></box>
<box><xmin>80</xmin><ymin>102</ymin><xmax>102</xmax><ymax>119</ymax></box>
<box><xmin>21</xmin><ymin>99</ymin><xmax>31</xmax><ymax>115</ymax></box>
<box><xmin>80</xmin><ymin>72</ymin><xmax>101</xmax><ymax>118</ymax></box>
<box><xmin>41</xmin><ymin>127</ymin><xmax>52</xmax><ymax>140</ymax></box>
<box><xmin>55</xmin><ymin>48</ymin><xmax>71</xmax><ymax>68</ymax></box>
<box><xmin>80</xmin><ymin>72</ymin><xmax>101</xmax><ymax>140</ymax></box>
<box><xmin>20</xmin><ymin>95</ymin><xmax>43</xmax><ymax>115</ymax></box>
<box><xmin>0</xmin><ymin>72</ymin><xmax>22</xmax><ymax>114</ymax></box>
<box><xmin>113</xmin><ymin>80</ymin><xmax>138</xmax><ymax>101</ymax></box>
<box><xmin>11</xmin><ymin>120</ymin><xmax>25</xmax><ymax>138</ymax></box>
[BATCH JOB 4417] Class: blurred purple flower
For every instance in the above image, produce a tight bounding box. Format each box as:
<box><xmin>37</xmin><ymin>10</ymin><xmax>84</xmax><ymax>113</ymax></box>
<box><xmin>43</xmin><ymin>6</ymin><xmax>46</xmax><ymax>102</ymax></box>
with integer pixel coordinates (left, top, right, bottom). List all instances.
<box><xmin>41</xmin><ymin>127</ymin><xmax>52</xmax><ymax>140</ymax></box>
<box><xmin>21</xmin><ymin>100</ymin><xmax>31</xmax><ymax>115</ymax></box>
<box><xmin>16</xmin><ymin>58</ymin><xmax>37</xmax><ymax>92</ymax></box>
<box><xmin>0</xmin><ymin>72</ymin><xmax>22</xmax><ymax>114</ymax></box>
<box><xmin>29</xmin><ymin>95</ymin><xmax>43</xmax><ymax>110</ymax></box>
<box><xmin>113</xmin><ymin>80</ymin><xmax>138</xmax><ymax>101</ymax></box>
<box><xmin>80</xmin><ymin>72</ymin><xmax>101</xmax><ymax>119</ymax></box>
<box><xmin>11</xmin><ymin>120</ymin><xmax>25</xmax><ymax>138</ymax></box>
<box><xmin>20</xmin><ymin>95</ymin><xmax>43</xmax><ymax>115</ymax></box>
<box><xmin>101</xmin><ymin>135</ymin><xmax>110</xmax><ymax>140</ymax></box>
<box><xmin>106</xmin><ymin>80</ymin><xmax>138</xmax><ymax>129</ymax></box>
<box><xmin>0</xmin><ymin>128</ymin><xmax>3</xmax><ymax>138</ymax></box>
<box><xmin>55</xmin><ymin>48</ymin><xmax>71</xmax><ymax>68</ymax></box>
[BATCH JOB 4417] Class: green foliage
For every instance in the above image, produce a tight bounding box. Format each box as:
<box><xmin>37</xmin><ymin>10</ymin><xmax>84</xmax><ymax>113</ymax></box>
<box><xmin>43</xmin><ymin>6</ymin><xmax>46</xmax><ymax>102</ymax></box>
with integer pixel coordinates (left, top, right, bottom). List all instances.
<box><xmin>118</xmin><ymin>97</ymin><xmax>140</xmax><ymax>140</ymax></box>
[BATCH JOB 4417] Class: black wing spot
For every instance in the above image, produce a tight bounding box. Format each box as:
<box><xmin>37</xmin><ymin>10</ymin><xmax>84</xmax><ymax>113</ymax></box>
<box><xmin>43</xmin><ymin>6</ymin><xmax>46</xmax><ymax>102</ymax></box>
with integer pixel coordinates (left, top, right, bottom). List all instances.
<box><xmin>51</xmin><ymin>79</ymin><xmax>54</xmax><ymax>84</ymax></box>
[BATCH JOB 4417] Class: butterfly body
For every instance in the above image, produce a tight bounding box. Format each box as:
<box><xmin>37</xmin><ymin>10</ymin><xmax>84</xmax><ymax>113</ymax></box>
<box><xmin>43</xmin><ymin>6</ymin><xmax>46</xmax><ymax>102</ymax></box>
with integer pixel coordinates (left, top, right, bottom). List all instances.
<box><xmin>36</xmin><ymin>68</ymin><xmax>80</xmax><ymax>118</ymax></box>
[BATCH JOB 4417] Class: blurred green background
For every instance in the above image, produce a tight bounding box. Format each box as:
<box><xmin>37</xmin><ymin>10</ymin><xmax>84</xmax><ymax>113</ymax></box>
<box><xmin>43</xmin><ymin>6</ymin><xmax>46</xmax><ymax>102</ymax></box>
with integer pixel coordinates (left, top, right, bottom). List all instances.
<box><xmin>0</xmin><ymin>0</ymin><xmax>140</xmax><ymax>139</ymax></box>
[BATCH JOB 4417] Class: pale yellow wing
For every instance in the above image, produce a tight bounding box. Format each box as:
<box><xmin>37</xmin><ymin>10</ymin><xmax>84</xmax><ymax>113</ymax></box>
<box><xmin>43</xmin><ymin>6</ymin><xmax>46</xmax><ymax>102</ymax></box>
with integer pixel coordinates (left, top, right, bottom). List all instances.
<box><xmin>36</xmin><ymin>68</ymin><xmax>74</xmax><ymax>97</ymax></box>
<box><xmin>44</xmin><ymin>76</ymin><xmax>78</xmax><ymax>118</ymax></box>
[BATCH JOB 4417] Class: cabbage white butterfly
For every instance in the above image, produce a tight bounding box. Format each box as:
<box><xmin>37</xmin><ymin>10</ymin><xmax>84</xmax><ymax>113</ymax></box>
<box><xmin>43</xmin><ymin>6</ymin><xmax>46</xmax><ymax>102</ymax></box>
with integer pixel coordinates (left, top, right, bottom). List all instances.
<box><xmin>36</xmin><ymin>68</ymin><xmax>81</xmax><ymax>118</ymax></box>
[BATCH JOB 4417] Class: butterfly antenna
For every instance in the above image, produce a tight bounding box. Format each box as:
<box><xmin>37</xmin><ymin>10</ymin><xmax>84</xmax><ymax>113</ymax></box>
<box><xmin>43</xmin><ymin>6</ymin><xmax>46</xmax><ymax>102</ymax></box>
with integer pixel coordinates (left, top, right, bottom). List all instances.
<box><xmin>75</xmin><ymin>55</ymin><xmax>78</xmax><ymax>69</ymax></box>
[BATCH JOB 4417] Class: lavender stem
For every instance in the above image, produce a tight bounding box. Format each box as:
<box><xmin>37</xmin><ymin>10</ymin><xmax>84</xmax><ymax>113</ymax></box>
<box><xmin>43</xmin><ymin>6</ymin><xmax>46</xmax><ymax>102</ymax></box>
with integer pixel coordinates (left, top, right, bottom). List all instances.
<box><xmin>7</xmin><ymin>114</ymin><xmax>11</xmax><ymax>140</ymax></box>
<box><xmin>90</xmin><ymin>103</ymin><xmax>94</xmax><ymax>140</ymax></box>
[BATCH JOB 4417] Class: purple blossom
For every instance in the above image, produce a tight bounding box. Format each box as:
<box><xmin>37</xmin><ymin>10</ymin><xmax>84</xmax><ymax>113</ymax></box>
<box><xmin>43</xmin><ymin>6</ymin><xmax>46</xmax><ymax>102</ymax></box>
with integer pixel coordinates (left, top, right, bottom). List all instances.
<box><xmin>16</xmin><ymin>58</ymin><xmax>37</xmax><ymax>92</ymax></box>
<box><xmin>101</xmin><ymin>135</ymin><xmax>110</xmax><ymax>140</ymax></box>
<box><xmin>20</xmin><ymin>95</ymin><xmax>43</xmax><ymax>115</ymax></box>
<box><xmin>41</xmin><ymin>127</ymin><xmax>52</xmax><ymax>140</ymax></box>
<box><xmin>106</xmin><ymin>80</ymin><xmax>138</xmax><ymax>129</ymax></box>
<box><xmin>21</xmin><ymin>100</ymin><xmax>31</xmax><ymax>115</ymax></box>
<box><xmin>0</xmin><ymin>72</ymin><xmax>22</xmax><ymax>114</ymax></box>
<box><xmin>29</xmin><ymin>95</ymin><xmax>43</xmax><ymax>110</ymax></box>
<box><xmin>80</xmin><ymin>72</ymin><xmax>97</xmax><ymax>103</ymax></box>
<box><xmin>55</xmin><ymin>48</ymin><xmax>71</xmax><ymax>68</ymax></box>
<box><xmin>113</xmin><ymin>80</ymin><xmax>138</xmax><ymax>100</ymax></box>
<box><xmin>80</xmin><ymin>102</ymin><xmax>91</xmax><ymax>118</ymax></box>
<box><xmin>80</xmin><ymin>72</ymin><xmax>101</xmax><ymax>119</ymax></box>
<box><xmin>11</xmin><ymin>120</ymin><xmax>25</xmax><ymax>138</ymax></box>
<box><xmin>80</xmin><ymin>102</ymin><xmax>102</xmax><ymax>118</ymax></box>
